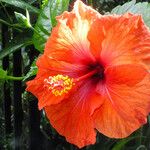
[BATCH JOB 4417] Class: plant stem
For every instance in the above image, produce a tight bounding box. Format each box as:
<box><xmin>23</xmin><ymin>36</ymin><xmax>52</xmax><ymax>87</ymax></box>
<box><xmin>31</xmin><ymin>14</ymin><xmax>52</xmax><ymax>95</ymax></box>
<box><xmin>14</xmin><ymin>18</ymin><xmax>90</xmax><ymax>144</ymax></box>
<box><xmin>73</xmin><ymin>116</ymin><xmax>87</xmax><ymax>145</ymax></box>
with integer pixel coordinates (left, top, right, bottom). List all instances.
<box><xmin>6</xmin><ymin>76</ymin><xmax>24</xmax><ymax>81</ymax></box>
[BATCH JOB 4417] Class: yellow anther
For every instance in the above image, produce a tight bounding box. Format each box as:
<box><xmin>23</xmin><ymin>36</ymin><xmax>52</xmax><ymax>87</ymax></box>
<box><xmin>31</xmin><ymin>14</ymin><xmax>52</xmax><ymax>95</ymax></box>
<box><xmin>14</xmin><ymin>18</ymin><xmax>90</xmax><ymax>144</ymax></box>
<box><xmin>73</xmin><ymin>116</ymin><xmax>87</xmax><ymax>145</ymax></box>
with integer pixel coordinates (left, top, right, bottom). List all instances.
<box><xmin>44</xmin><ymin>74</ymin><xmax>74</xmax><ymax>96</ymax></box>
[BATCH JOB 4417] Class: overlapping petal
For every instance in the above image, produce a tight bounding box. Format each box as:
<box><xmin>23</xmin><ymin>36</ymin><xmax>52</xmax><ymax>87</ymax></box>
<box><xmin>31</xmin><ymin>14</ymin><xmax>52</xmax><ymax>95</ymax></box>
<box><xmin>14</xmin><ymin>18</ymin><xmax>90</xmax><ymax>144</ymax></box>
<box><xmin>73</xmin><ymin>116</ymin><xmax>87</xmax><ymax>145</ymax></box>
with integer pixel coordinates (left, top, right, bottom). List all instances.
<box><xmin>45</xmin><ymin>80</ymin><xmax>104</xmax><ymax>148</ymax></box>
<box><xmin>26</xmin><ymin>54</ymin><xmax>86</xmax><ymax>109</ymax></box>
<box><xmin>93</xmin><ymin>75</ymin><xmax>150</xmax><ymax>138</ymax></box>
<box><xmin>101</xmin><ymin>14</ymin><xmax>139</xmax><ymax>66</ymax></box>
<box><xmin>26</xmin><ymin>75</ymin><xmax>65</xmax><ymax>110</ymax></box>
<box><xmin>36</xmin><ymin>54</ymin><xmax>86</xmax><ymax>77</ymax></box>
<box><xmin>88</xmin><ymin>13</ymin><xmax>150</xmax><ymax>68</ymax></box>
<box><xmin>105</xmin><ymin>64</ymin><xmax>147</xmax><ymax>86</ymax></box>
<box><xmin>44</xmin><ymin>0</ymin><xmax>100</xmax><ymax>65</ymax></box>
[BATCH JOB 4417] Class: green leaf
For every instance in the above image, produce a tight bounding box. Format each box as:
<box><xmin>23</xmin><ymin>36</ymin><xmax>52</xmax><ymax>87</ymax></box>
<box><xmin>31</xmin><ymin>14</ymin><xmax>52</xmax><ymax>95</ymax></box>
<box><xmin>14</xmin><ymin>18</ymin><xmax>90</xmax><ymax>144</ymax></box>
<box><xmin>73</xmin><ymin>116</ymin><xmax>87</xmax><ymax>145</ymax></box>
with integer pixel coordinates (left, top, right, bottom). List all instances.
<box><xmin>111</xmin><ymin>0</ymin><xmax>136</xmax><ymax>14</ymax></box>
<box><xmin>111</xmin><ymin>0</ymin><xmax>150</xmax><ymax>28</ymax></box>
<box><xmin>112</xmin><ymin>136</ymin><xmax>146</xmax><ymax>150</ymax></box>
<box><xmin>0</xmin><ymin>68</ymin><xmax>24</xmax><ymax>80</ymax></box>
<box><xmin>0</xmin><ymin>0</ymin><xmax>39</xmax><ymax>14</ymax></box>
<box><xmin>15</xmin><ymin>10</ymin><xmax>31</xmax><ymax>28</ymax></box>
<box><xmin>23</xmin><ymin>59</ymin><xmax>38</xmax><ymax>81</ymax></box>
<box><xmin>87</xmin><ymin>133</ymin><xmax>117</xmax><ymax>150</ymax></box>
<box><xmin>26</xmin><ymin>0</ymin><xmax>37</xmax><ymax>4</ymax></box>
<box><xmin>32</xmin><ymin>0</ymin><xmax>70</xmax><ymax>52</ymax></box>
<box><xmin>0</xmin><ymin>37</ymin><xmax>32</xmax><ymax>59</ymax></box>
<box><xmin>49</xmin><ymin>0</ymin><xmax>70</xmax><ymax>27</ymax></box>
<box><xmin>0</xmin><ymin>68</ymin><xmax>7</xmax><ymax>80</ymax></box>
<box><xmin>0</xmin><ymin>18</ymin><xmax>23</xmax><ymax>31</ymax></box>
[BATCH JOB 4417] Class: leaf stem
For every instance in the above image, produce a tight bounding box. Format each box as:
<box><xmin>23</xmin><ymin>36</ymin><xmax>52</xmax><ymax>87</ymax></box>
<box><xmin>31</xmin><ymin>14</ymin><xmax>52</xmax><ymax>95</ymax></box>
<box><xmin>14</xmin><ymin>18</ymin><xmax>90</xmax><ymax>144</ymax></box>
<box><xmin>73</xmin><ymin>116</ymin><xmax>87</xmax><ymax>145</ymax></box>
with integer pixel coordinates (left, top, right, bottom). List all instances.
<box><xmin>6</xmin><ymin>76</ymin><xmax>24</xmax><ymax>81</ymax></box>
<box><xmin>30</xmin><ymin>26</ymin><xmax>46</xmax><ymax>40</ymax></box>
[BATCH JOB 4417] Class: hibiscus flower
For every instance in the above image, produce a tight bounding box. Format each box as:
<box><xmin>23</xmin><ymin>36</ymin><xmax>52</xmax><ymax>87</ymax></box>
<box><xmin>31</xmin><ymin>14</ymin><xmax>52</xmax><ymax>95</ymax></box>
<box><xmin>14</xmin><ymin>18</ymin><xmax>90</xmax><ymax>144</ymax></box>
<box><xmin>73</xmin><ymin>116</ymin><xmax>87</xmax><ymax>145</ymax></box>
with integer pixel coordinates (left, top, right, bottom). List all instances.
<box><xmin>26</xmin><ymin>0</ymin><xmax>150</xmax><ymax>148</ymax></box>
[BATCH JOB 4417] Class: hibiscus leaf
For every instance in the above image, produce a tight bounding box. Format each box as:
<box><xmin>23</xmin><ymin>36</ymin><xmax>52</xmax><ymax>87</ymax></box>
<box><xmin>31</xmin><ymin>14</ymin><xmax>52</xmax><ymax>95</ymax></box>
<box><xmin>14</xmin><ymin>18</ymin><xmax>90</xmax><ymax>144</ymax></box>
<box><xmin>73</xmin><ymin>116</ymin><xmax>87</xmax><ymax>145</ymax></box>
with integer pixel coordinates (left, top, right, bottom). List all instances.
<box><xmin>111</xmin><ymin>0</ymin><xmax>150</xmax><ymax>28</ymax></box>
<box><xmin>32</xmin><ymin>0</ymin><xmax>70</xmax><ymax>52</ymax></box>
<box><xmin>0</xmin><ymin>37</ymin><xmax>32</xmax><ymax>59</ymax></box>
<box><xmin>111</xmin><ymin>0</ymin><xmax>136</xmax><ymax>14</ymax></box>
<box><xmin>23</xmin><ymin>59</ymin><xmax>38</xmax><ymax>81</ymax></box>
<box><xmin>0</xmin><ymin>0</ymin><xmax>39</xmax><ymax>14</ymax></box>
<box><xmin>88</xmin><ymin>138</ymin><xmax>116</xmax><ymax>150</ymax></box>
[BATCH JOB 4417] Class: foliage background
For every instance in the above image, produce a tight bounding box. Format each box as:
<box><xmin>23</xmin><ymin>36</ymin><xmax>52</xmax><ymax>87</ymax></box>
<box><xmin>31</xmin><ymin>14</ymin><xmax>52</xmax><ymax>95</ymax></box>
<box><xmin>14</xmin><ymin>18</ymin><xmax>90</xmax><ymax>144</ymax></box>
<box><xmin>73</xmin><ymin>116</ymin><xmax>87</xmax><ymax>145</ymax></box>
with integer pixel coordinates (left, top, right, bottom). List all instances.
<box><xmin>0</xmin><ymin>0</ymin><xmax>150</xmax><ymax>150</ymax></box>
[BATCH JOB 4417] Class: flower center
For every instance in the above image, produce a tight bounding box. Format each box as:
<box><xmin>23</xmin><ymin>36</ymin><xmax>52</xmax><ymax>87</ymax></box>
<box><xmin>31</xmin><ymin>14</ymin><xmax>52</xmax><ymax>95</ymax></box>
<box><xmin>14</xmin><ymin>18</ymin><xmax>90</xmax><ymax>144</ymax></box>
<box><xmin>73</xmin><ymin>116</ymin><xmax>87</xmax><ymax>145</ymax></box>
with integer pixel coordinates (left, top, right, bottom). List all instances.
<box><xmin>44</xmin><ymin>65</ymin><xmax>104</xmax><ymax>96</ymax></box>
<box><xmin>44</xmin><ymin>75</ymin><xmax>74</xmax><ymax>96</ymax></box>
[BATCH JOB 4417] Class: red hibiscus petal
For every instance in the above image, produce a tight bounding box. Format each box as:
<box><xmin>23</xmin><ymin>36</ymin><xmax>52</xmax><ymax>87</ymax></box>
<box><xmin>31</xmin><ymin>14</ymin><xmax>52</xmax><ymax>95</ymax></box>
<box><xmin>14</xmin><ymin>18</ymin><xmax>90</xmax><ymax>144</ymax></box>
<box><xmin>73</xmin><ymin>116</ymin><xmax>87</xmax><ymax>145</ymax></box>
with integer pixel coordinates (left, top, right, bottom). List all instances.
<box><xmin>36</xmin><ymin>55</ymin><xmax>86</xmax><ymax>77</ymax></box>
<box><xmin>105</xmin><ymin>64</ymin><xmax>147</xmax><ymax>86</ymax></box>
<box><xmin>26</xmin><ymin>77</ymin><xmax>64</xmax><ymax>110</ymax></box>
<box><xmin>26</xmin><ymin>53</ymin><xmax>88</xmax><ymax>110</ymax></box>
<box><xmin>93</xmin><ymin>97</ymin><xmax>143</xmax><ymax>138</ymax></box>
<box><xmin>26</xmin><ymin>77</ymin><xmax>44</xmax><ymax>98</ymax></box>
<box><xmin>44</xmin><ymin>0</ymin><xmax>100</xmax><ymax>65</ymax></box>
<box><xmin>37</xmin><ymin>89</ymin><xmax>65</xmax><ymax>110</ymax></box>
<box><xmin>96</xmin><ymin>14</ymin><xmax>150</xmax><ymax>67</ymax></box>
<box><xmin>45</xmin><ymin>100</ymin><xmax>96</xmax><ymax>148</ymax></box>
<box><xmin>93</xmin><ymin>72</ymin><xmax>150</xmax><ymax>138</ymax></box>
<box><xmin>44</xmin><ymin>79</ymin><xmax>104</xmax><ymax>148</ymax></box>
<box><xmin>88</xmin><ymin>15</ymin><xmax>116</xmax><ymax>59</ymax></box>
<box><xmin>89</xmin><ymin>92</ymin><xmax>105</xmax><ymax>115</ymax></box>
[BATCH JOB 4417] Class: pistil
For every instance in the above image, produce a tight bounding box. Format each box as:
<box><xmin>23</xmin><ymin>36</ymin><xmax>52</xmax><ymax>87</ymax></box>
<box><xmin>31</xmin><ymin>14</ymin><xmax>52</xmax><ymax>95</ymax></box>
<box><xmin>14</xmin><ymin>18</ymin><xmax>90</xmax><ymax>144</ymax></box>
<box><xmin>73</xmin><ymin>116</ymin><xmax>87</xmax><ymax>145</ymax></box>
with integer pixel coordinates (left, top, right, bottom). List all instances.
<box><xmin>44</xmin><ymin>68</ymin><xmax>100</xmax><ymax>96</ymax></box>
<box><xmin>74</xmin><ymin>69</ymin><xmax>98</xmax><ymax>82</ymax></box>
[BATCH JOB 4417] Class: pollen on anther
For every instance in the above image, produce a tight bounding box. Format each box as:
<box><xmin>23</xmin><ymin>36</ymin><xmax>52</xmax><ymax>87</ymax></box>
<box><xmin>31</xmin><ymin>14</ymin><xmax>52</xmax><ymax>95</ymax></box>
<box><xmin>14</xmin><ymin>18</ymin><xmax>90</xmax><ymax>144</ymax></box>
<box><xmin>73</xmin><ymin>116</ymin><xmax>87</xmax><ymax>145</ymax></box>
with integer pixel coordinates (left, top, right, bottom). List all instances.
<box><xmin>44</xmin><ymin>74</ymin><xmax>74</xmax><ymax>96</ymax></box>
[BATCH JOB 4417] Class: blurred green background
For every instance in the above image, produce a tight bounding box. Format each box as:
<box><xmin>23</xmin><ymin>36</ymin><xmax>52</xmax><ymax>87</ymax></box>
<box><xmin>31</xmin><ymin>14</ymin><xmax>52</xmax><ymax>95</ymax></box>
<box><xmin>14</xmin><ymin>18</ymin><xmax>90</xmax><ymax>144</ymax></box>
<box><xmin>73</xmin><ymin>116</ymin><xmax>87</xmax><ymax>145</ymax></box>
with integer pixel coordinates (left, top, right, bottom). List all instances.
<box><xmin>0</xmin><ymin>0</ymin><xmax>150</xmax><ymax>150</ymax></box>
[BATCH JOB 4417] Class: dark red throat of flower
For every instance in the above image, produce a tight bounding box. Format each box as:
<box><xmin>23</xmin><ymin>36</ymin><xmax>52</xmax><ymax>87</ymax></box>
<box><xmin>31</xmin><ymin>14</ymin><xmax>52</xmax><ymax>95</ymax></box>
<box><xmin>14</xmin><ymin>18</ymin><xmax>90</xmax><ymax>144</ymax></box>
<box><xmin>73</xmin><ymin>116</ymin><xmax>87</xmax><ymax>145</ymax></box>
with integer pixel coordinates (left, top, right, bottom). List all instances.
<box><xmin>44</xmin><ymin>66</ymin><xmax>104</xmax><ymax>96</ymax></box>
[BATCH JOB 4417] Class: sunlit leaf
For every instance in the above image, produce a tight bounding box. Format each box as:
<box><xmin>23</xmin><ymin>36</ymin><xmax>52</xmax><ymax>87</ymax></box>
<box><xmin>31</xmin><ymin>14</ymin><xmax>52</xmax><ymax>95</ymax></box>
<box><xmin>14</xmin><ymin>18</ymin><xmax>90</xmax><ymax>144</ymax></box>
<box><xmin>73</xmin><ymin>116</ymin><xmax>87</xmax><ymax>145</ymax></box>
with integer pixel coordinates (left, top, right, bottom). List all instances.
<box><xmin>32</xmin><ymin>0</ymin><xmax>70</xmax><ymax>52</ymax></box>
<box><xmin>0</xmin><ymin>0</ymin><xmax>39</xmax><ymax>13</ymax></box>
<box><xmin>111</xmin><ymin>0</ymin><xmax>150</xmax><ymax>28</ymax></box>
<box><xmin>15</xmin><ymin>10</ymin><xmax>31</xmax><ymax>28</ymax></box>
<box><xmin>111</xmin><ymin>0</ymin><xmax>136</xmax><ymax>14</ymax></box>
